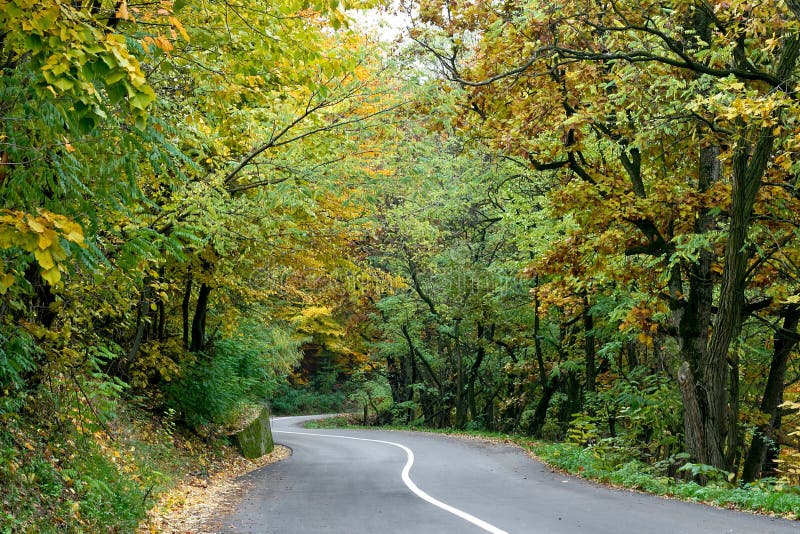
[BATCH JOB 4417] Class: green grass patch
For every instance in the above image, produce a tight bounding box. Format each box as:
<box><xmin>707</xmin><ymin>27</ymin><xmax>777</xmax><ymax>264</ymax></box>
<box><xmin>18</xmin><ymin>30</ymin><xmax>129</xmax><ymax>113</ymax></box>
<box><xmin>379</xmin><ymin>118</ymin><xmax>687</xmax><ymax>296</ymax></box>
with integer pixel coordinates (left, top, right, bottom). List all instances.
<box><xmin>532</xmin><ymin>442</ymin><xmax>800</xmax><ymax>519</ymax></box>
<box><xmin>304</xmin><ymin>415</ymin><xmax>351</xmax><ymax>429</ymax></box>
<box><xmin>1</xmin><ymin>419</ymin><xmax>150</xmax><ymax>533</ymax></box>
<box><xmin>0</xmin><ymin>399</ymin><xmax>230</xmax><ymax>533</ymax></box>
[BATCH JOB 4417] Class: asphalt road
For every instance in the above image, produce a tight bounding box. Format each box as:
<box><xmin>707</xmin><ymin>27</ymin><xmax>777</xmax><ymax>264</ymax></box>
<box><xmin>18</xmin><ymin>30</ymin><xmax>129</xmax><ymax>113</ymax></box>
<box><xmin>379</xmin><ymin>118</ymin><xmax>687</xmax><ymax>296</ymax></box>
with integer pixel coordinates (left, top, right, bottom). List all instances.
<box><xmin>217</xmin><ymin>415</ymin><xmax>798</xmax><ymax>533</ymax></box>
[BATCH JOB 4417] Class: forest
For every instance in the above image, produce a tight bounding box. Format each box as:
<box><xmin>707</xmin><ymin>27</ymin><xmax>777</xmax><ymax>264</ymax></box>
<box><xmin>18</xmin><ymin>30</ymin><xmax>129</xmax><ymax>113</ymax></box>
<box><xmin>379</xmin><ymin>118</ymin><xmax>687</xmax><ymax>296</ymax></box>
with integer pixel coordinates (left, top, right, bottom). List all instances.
<box><xmin>2</xmin><ymin>0</ymin><xmax>800</xmax><ymax>530</ymax></box>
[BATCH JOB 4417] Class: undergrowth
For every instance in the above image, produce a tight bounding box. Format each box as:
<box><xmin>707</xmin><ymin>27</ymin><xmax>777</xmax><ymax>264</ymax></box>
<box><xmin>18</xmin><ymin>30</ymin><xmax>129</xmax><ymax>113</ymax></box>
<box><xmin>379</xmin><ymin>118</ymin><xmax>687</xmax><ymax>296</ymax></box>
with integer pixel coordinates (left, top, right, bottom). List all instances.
<box><xmin>270</xmin><ymin>383</ymin><xmax>348</xmax><ymax>415</ymax></box>
<box><xmin>534</xmin><ymin>442</ymin><xmax>800</xmax><ymax>519</ymax></box>
<box><xmin>0</xmin><ymin>394</ymin><xmax>227</xmax><ymax>533</ymax></box>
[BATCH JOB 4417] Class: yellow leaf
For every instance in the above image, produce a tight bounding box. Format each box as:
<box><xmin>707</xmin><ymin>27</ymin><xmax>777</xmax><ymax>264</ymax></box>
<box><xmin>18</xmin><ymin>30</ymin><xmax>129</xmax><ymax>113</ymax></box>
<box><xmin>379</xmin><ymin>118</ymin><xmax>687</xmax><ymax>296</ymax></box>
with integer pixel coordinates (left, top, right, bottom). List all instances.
<box><xmin>154</xmin><ymin>34</ymin><xmax>174</xmax><ymax>53</ymax></box>
<box><xmin>169</xmin><ymin>16</ymin><xmax>190</xmax><ymax>41</ymax></box>
<box><xmin>0</xmin><ymin>227</ymin><xmax>16</xmax><ymax>248</ymax></box>
<box><xmin>40</xmin><ymin>266</ymin><xmax>60</xmax><ymax>286</ymax></box>
<box><xmin>49</xmin><ymin>244</ymin><xmax>67</xmax><ymax>262</ymax></box>
<box><xmin>53</xmin><ymin>219</ymin><xmax>85</xmax><ymax>244</ymax></box>
<box><xmin>26</xmin><ymin>217</ymin><xmax>45</xmax><ymax>234</ymax></box>
<box><xmin>34</xmin><ymin>248</ymin><xmax>55</xmax><ymax>270</ymax></box>
<box><xmin>0</xmin><ymin>272</ymin><xmax>14</xmax><ymax>294</ymax></box>
<box><xmin>38</xmin><ymin>228</ymin><xmax>55</xmax><ymax>250</ymax></box>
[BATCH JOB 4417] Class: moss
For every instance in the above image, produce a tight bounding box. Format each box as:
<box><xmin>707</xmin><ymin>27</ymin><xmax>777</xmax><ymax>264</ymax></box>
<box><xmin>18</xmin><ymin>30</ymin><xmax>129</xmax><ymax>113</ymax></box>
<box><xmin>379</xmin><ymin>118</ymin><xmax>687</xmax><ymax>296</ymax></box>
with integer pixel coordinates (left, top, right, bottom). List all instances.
<box><xmin>232</xmin><ymin>406</ymin><xmax>274</xmax><ymax>459</ymax></box>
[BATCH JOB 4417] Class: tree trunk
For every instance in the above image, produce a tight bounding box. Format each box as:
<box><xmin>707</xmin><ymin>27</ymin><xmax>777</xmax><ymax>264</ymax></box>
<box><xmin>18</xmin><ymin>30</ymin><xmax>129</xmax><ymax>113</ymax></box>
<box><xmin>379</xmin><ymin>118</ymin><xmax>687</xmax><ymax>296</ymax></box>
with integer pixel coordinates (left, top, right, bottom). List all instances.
<box><xmin>529</xmin><ymin>377</ymin><xmax>557</xmax><ymax>437</ymax></box>
<box><xmin>401</xmin><ymin>323</ymin><xmax>443</xmax><ymax>424</ymax></box>
<box><xmin>24</xmin><ymin>264</ymin><xmax>56</xmax><ymax>328</ymax></box>
<box><xmin>404</xmin><ymin>327</ymin><xmax>417</xmax><ymax>423</ymax></box>
<box><xmin>190</xmin><ymin>282</ymin><xmax>211</xmax><ymax>352</ymax></box>
<box><xmin>672</xmin><ymin>141</ymin><xmax>717</xmax><ymax>465</ymax></box>
<box><xmin>700</xmin><ymin>30</ymin><xmax>800</xmax><ymax>470</ymax></box>
<box><xmin>126</xmin><ymin>277</ymin><xmax>153</xmax><ymax>366</ymax></box>
<box><xmin>702</xmin><ymin>126</ymin><xmax>775</xmax><ymax>468</ymax></box>
<box><xmin>181</xmin><ymin>273</ymin><xmax>192</xmax><ymax>348</ymax></box>
<box><xmin>726</xmin><ymin>338</ymin><xmax>741</xmax><ymax>473</ymax></box>
<box><xmin>582</xmin><ymin>297</ymin><xmax>596</xmax><ymax>393</ymax></box>
<box><xmin>467</xmin><ymin>323</ymin><xmax>486</xmax><ymax>422</ymax></box>
<box><xmin>561</xmin><ymin>370</ymin><xmax>581</xmax><ymax>427</ymax></box>
<box><xmin>386</xmin><ymin>353</ymin><xmax>406</xmax><ymax>418</ymax></box>
<box><xmin>673</xmin><ymin>143</ymin><xmax>720</xmax><ymax>467</ymax></box>
<box><xmin>625</xmin><ymin>339</ymin><xmax>638</xmax><ymax>370</ymax></box>
<box><xmin>678</xmin><ymin>361</ymin><xmax>708</xmax><ymax>464</ymax></box>
<box><xmin>454</xmin><ymin>318</ymin><xmax>467</xmax><ymax>429</ymax></box>
<box><xmin>742</xmin><ymin>305</ymin><xmax>800</xmax><ymax>481</ymax></box>
<box><xmin>533</xmin><ymin>276</ymin><xmax>546</xmax><ymax>384</ymax></box>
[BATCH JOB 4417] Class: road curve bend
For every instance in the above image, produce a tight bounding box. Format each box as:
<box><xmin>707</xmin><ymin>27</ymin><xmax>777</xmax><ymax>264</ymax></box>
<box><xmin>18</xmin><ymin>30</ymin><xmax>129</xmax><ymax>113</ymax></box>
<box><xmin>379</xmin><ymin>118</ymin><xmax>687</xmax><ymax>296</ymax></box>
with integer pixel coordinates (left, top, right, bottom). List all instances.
<box><xmin>217</xmin><ymin>415</ymin><xmax>798</xmax><ymax>534</ymax></box>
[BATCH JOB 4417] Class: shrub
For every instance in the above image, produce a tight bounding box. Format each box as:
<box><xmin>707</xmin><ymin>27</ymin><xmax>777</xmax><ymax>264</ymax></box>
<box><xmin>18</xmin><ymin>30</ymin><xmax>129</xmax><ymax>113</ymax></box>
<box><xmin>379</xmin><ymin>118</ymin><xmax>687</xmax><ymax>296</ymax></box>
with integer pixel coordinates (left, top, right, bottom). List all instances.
<box><xmin>163</xmin><ymin>323</ymin><xmax>300</xmax><ymax>428</ymax></box>
<box><xmin>0</xmin><ymin>327</ymin><xmax>39</xmax><ymax>402</ymax></box>
<box><xmin>270</xmin><ymin>381</ymin><xmax>347</xmax><ymax>415</ymax></box>
<box><xmin>777</xmin><ymin>401</ymin><xmax>800</xmax><ymax>486</ymax></box>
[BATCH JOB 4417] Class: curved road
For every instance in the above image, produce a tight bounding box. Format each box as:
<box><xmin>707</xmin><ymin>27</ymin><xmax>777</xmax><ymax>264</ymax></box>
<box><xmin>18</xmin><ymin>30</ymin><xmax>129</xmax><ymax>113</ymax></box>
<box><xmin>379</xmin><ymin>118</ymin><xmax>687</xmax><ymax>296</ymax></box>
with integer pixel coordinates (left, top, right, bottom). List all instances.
<box><xmin>217</xmin><ymin>415</ymin><xmax>797</xmax><ymax>533</ymax></box>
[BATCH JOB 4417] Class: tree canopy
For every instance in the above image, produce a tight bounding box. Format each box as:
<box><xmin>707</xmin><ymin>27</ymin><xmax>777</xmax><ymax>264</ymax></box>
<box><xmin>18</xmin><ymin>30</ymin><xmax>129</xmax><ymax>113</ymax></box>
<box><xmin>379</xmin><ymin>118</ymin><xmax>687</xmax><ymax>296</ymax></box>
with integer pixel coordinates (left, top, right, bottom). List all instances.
<box><xmin>3</xmin><ymin>1</ymin><xmax>800</xmax><ymax>529</ymax></box>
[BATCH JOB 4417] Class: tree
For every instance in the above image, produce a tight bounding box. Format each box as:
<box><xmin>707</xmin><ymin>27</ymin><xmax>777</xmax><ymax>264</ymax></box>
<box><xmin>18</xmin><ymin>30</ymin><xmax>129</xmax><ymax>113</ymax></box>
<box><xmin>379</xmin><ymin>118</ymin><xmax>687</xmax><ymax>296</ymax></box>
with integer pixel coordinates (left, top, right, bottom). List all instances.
<box><xmin>410</xmin><ymin>0</ymin><xmax>800</xmax><ymax>470</ymax></box>
<box><xmin>0</xmin><ymin>0</ymin><xmax>400</xmax><ymax>425</ymax></box>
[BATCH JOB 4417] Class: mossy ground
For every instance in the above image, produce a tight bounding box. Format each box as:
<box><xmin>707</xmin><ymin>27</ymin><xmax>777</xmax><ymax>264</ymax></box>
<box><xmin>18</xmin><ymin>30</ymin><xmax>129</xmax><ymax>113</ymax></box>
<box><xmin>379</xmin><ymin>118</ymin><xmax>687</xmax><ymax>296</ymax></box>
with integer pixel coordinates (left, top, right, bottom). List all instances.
<box><xmin>0</xmin><ymin>398</ymin><xmax>282</xmax><ymax>533</ymax></box>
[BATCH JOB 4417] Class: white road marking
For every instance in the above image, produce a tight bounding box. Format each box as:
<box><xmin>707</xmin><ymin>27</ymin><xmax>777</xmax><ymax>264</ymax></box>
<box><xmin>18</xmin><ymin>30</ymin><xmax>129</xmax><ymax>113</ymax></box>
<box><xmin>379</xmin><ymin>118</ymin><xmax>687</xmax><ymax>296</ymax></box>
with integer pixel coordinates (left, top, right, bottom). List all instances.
<box><xmin>275</xmin><ymin>429</ymin><xmax>509</xmax><ymax>534</ymax></box>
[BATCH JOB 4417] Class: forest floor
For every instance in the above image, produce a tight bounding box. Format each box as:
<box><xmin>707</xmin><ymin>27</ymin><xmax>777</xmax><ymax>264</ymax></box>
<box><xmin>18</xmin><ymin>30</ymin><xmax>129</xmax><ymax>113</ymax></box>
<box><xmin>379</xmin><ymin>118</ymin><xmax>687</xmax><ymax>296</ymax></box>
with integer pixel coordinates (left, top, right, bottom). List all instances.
<box><xmin>138</xmin><ymin>440</ymin><xmax>290</xmax><ymax>533</ymax></box>
<box><xmin>2</xmin><ymin>398</ymin><xmax>292</xmax><ymax>533</ymax></box>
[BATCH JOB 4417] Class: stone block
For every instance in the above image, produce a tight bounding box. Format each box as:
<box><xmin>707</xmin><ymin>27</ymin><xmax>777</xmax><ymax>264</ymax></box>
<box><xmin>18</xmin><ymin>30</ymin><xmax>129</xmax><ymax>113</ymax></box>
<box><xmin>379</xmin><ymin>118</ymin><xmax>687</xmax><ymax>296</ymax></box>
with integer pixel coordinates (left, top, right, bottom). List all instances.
<box><xmin>232</xmin><ymin>405</ymin><xmax>274</xmax><ymax>459</ymax></box>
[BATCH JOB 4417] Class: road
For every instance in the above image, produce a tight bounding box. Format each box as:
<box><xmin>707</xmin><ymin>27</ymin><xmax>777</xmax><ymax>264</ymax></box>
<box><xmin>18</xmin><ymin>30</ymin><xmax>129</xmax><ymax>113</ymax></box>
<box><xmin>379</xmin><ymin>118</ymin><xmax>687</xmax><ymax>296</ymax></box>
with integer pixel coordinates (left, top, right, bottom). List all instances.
<box><xmin>217</xmin><ymin>415</ymin><xmax>798</xmax><ymax>533</ymax></box>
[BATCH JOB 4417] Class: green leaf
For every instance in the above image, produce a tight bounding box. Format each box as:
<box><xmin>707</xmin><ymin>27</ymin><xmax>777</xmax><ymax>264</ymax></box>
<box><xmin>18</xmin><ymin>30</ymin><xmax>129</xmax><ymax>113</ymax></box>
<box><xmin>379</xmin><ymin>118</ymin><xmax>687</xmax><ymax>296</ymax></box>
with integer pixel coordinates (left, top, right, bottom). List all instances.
<box><xmin>52</xmin><ymin>76</ymin><xmax>74</xmax><ymax>92</ymax></box>
<box><xmin>105</xmin><ymin>70</ymin><xmax>127</xmax><ymax>85</ymax></box>
<box><xmin>40</xmin><ymin>266</ymin><xmax>61</xmax><ymax>286</ymax></box>
<box><xmin>129</xmin><ymin>87</ymin><xmax>155</xmax><ymax>111</ymax></box>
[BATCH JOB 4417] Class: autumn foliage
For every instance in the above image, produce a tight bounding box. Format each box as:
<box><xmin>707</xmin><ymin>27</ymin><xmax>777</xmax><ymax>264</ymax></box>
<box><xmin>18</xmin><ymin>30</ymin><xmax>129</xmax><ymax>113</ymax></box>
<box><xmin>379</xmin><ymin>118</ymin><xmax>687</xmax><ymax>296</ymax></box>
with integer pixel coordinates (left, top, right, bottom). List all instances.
<box><xmin>3</xmin><ymin>0</ymin><xmax>800</xmax><ymax>529</ymax></box>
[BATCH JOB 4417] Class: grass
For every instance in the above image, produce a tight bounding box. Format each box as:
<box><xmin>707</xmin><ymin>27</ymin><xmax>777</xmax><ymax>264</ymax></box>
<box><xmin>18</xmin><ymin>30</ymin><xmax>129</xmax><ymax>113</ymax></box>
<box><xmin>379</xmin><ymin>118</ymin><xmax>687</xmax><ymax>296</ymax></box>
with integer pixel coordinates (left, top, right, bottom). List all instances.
<box><xmin>0</xmin><ymin>399</ymin><xmax>230</xmax><ymax>533</ymax></box>
<box><xmin>534</xmin><ymin>442</ymin><xmax>800</xmax><ymax>518</ymax></box>
<box><xmin>307</xmin><ymin>414</ymin><xmax>800</xmax><ymax>520</ymax></box>
<box><xmin>1</xmin><ymin>415</ymin><xmax>150</xmax><ymax>533</ymax></box>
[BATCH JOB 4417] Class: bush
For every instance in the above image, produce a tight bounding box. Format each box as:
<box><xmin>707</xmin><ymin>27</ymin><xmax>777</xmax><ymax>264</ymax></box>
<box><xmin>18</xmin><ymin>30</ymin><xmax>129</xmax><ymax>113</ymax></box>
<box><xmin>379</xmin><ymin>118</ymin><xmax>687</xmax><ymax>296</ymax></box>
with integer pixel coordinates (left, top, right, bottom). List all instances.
<box><xmin>0</xmin><ymin>383</ymin><xmax>152</xmax><ymax>533</ymax></box>
<box><xmin>270</xmin><ymin>381</ymin><xmax>347</xmax><ymax>415</ymax></box>
<box><xmin>535</xmin><ymin>441</ymin><xmax>800</xmax><ymax>519</ymax></box>
<box><xmin>0</xmin><ymin>327</ymin><xmax>39</xmax><ymax>400</ymax></box>
<box><xmin>163</xmin><ymin>347</ymin><xmax>269</xmax><ymax>428</ymax></box>
<box><xmin>163</xmin><ymin>323</ymin><xmax>300</xmax><ymax>428</ymax></box>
